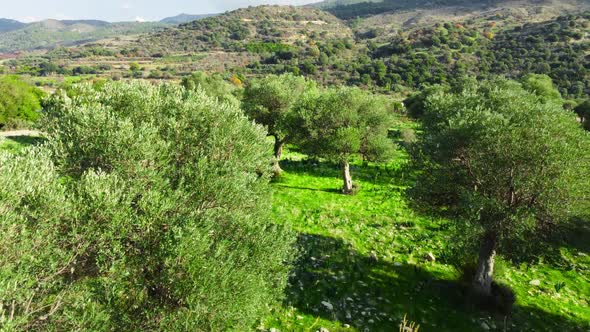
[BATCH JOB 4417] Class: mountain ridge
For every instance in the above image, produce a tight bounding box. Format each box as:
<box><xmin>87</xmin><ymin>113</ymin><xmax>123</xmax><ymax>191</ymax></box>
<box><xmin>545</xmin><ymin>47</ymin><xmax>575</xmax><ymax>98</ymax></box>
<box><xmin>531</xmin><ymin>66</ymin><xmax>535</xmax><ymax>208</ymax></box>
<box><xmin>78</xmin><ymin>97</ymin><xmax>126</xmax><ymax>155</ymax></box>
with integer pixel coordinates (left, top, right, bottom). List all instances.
<box><xmin>0</xmin><ymin>20</ymin><xmax>169</xmax><ymax>53</ymax></box>
<box><xmin>0</xmin><ymin>18</ymin><xmax>26</xmax><ymax>33</ymax></box>
<box><xmin>160</xmin><ymin>13</ymin><xmax>217</xmax><ymax>24</ymax></box>
<box><xmin>319</xmin><ymin>0</ymin><xmax>590</xmax><ymax>19</ymax></box>
<box><xmin>135</xmin><ymin>5</ymin><xmax>352</xmax><ymax>54</ymax></box>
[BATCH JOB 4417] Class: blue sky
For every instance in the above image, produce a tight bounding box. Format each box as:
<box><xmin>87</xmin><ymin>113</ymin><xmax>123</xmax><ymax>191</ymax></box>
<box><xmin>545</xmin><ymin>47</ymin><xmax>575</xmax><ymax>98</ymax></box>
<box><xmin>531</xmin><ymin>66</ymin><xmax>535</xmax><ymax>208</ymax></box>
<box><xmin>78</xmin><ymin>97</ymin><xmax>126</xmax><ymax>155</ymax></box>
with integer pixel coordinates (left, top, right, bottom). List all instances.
<box><xmin>2</xmin><ymin>0</ymin><xmax>322</xmax><ymax>23</ymax></box>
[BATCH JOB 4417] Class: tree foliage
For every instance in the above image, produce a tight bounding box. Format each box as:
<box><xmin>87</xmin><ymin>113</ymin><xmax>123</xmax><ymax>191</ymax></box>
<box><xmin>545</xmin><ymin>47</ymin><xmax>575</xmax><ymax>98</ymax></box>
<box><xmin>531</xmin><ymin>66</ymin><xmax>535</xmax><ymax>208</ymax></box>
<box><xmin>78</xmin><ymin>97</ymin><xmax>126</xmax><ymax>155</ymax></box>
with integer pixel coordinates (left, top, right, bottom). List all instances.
<box><xmin>243</xmin><ymin>73</ymin><xmax>318</xmax><ymax>141</ymax></box>
<box><xmin>242</xmin><ymin>73</ymin><xmax>318</xmax><ymax>173</ymax></box>
<box><xmin>0</xmin><ymin>81</ymin><xmax>295</xmax><ymax>331</ymax></box>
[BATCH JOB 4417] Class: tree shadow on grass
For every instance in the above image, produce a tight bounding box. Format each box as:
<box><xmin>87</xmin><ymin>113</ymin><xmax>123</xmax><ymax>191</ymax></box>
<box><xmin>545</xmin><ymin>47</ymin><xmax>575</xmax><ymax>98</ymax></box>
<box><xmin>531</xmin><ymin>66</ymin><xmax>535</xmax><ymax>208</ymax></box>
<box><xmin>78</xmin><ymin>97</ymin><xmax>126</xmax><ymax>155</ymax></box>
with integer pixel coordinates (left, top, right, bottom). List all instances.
<box><xmin>272</xmin><ymin>183</ymin><xmax>342</xmax><ymax>194</ymax></box>
<box><xmin>284</xmin><ymin>233</ymin><xmax>589</xmax><ymax>332</ymax></box>
<box><xmin>511</xmin><ymin>305</ymin><xmax>590</xmax><ymax>332</ymax></box>
<box><xmin>4</xmin><ymin>135</ymin><xmax>46</xmax><ymax>146</ymax></box>
<box><xmin>553</xmin><ymin>216</ymin><xmax>590</xmax><ymax>254</ymax></box>
<box><xmin>498</xmin><ymin>216</ymin><xmax>590</xmax><ymax>271</ymax></box>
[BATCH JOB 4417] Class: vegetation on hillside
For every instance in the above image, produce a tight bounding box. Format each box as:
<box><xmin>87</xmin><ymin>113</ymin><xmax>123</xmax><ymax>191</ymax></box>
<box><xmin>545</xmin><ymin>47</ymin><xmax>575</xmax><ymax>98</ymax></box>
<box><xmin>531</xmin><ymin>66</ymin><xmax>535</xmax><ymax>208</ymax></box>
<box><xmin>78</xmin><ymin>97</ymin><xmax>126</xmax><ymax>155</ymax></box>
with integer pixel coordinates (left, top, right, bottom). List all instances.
<box><xmin>5</xmin><ymin>5</ymin><xmax>588</xmax><ymax>104</ymax></box>
<box><xmin>138</xmin><ymin>6</ymin><xmax>351</xmax><ymax>55</ymax></box>
<box><xmin>324</xmin><ymin>0</ymin><xmax>587</xmax><ymax>20</ymax></box>
<box><xmin>354</xmin><ymin>12</ymin><xmax>590</xmax><ymax>97</ymax></box>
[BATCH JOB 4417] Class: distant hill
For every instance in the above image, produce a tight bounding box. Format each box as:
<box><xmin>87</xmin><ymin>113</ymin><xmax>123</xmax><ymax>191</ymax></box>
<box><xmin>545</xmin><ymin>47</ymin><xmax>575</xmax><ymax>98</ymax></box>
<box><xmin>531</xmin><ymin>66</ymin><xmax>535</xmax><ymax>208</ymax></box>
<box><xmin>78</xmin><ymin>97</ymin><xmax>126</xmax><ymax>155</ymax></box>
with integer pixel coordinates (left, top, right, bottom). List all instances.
<box><xmin>322</xmin><ymin>0</ymin><xmax>590</xmax><ymax>20</ymax></box>
<box><xmin>3</xmin><ymin>2</ymin><xmax>588</xmax><ymax>97</ymax></box>
<box><xmin>0</xmin><ymin>18</ymin><xmax>26</xmax><ymax>33</ymax></box>
<box><xmin>353</xmin><ymin>9</ymin><xmax>590</xmax><ymax>97</ymax></box>
<box><xmin>160</xmin><ymin>13</ymin><xmax>217</xmax><ymax>24</ymax></box>
<box><xmin>307</xmin><ymin>0</ymin><xmax>384</xmax><ymax>9</ymax></box>
<box><xmin>0</xmin><ymin>20</ymin><xmax>170</xmax><ymax>53</ymax></box>
<box><xmin>352</xmin><ymin>0</ymin><xmax>590</xmax><ymax>37</ymax></box>
<box><xmin>137</xmin><ymin>5</ymin><xmax>353</xmax><ymax>54</ymax></box>
<box><xmin>308</xmin><ymin>0</ymin><xmax>384</xmax><ymax>9</ymax></box>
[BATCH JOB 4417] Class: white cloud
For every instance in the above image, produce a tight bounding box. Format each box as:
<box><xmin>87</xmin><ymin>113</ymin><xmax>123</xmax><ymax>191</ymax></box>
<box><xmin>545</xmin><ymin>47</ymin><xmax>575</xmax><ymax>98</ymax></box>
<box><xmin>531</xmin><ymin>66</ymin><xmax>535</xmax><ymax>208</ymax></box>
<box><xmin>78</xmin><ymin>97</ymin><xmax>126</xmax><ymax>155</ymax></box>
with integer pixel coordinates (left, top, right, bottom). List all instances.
<box><xmin>135</xmin><ymin>16</ymin><xmax>146</xmax><ymax>22</ymax></box>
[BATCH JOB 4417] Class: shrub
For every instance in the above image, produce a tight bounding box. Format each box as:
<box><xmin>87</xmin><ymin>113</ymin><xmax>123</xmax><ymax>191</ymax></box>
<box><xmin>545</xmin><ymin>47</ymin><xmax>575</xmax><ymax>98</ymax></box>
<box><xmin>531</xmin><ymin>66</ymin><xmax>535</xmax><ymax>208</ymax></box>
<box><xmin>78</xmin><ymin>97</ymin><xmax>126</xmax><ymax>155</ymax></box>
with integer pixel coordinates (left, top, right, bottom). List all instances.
<box><xmin>0</xmin><ymin>75</ymin><xmax>44</xmax><ymax>129</ymax></box>
<box><xmin>181</xmin><ymin>71</ymin><xmax>240</xmax><ymax>107</ymax></box>
<box><xmin>0</xmin><ymin>81</ymin><xmax>295</xmax><ymax>331</ymax></box>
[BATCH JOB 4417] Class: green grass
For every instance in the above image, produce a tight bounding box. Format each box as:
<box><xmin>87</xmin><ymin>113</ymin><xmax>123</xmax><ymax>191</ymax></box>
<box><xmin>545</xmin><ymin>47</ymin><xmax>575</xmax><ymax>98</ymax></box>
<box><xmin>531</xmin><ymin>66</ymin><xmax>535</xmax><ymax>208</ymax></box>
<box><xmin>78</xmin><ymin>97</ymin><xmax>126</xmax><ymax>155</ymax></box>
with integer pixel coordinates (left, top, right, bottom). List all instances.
<box><xmin>263</xmin><ymin>147</ymin><xmax>590</xmax><ymax>331</ymax></box>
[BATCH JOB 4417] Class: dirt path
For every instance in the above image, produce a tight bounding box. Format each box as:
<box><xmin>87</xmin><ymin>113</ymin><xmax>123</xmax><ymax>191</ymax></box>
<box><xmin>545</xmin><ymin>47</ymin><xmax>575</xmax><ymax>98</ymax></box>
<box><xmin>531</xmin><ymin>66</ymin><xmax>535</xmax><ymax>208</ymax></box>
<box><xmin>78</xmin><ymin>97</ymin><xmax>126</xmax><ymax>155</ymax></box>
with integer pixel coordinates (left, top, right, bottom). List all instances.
<box><xmin>0</xmin><ymin>130</ymin><xmax>42</xmax><ymax>138</ymax></box>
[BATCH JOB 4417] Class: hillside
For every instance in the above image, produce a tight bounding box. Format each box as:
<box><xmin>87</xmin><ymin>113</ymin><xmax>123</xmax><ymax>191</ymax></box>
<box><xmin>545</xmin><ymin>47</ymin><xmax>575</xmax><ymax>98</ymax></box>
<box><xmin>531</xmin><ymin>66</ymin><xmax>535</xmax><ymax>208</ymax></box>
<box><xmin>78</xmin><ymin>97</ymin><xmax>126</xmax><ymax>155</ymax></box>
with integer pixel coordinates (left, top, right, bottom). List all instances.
<box><xmin>309</xmin><ymin>0</ymin><xmax>384</xmax><ymax>8</ymax></box>
<box><xmin>2</xmin><ymin>3</ymin><xmax>588</xmax><ymax>97</ymax></box>
<box><xmin>348</xmin><ymin>10</ymin><xmax>590</xmax><ymax>97</ymax></box>
<box><xmin>0</xmin><ymin>20</ymin><xmax>170</xmax><ymax>53</ymax></box>
<box><xmin>326</xmin><ymin>0</ymin><xmax>590</xmax><ymax>20</ymax></box>
<box><xmin>485</xmin><ymin>12</ymin><xmax>590</xmax><ymax>95</ymax></box>
<box><xmin>0</xmin><ymin>18</ymin><xmax>26</xmax><ymax>33</ymax></box>
<box><xmin>137</xmin><ymin>5</ymin><xmax>353</xmax><ymax>54</ymax></box>
<box><xmin>353</xmin><ymin>0</ymin><xmax>590</xmax><ymax>35</ymax></box>
<box><xmin>0</xmin><ymin>5</ymin><xmax>357</xmax><ymax>82</ymax></box>
<box><xmin>160</xmin><ymin>13</ymin><xmax>217</xmax><ymax>24</ymax></box>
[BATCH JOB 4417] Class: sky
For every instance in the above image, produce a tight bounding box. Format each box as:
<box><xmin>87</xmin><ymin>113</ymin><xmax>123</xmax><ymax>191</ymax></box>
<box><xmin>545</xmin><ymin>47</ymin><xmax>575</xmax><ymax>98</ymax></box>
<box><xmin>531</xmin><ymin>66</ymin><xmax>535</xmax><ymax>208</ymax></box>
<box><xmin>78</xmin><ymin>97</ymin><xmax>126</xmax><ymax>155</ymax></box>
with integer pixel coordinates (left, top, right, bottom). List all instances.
<box><xmin>1</xmin><ymin>0</ymin><xmax>322</xmax><ymax>23</ymax></box>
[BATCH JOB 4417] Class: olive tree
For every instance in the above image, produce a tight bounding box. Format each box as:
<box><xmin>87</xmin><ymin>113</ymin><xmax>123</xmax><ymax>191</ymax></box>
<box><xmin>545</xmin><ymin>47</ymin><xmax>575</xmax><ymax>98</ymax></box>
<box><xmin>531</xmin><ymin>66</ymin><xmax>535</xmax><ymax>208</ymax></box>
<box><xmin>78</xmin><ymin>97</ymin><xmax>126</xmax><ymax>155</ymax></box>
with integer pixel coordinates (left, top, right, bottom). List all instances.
<box><xmin>181</xmin><ymin>71</ymin><xmax>241</xmax><ymax>107</ymax></box>
<box><xmin>295</xmin><ymin>87</ymin><xmax>396</xmax><ymax>194</ymax></box>
<box><xmin>412</xmin><ymin>78</ymin><xmax>590</xmax><ymax>296</ymax></box>
<box><xmin>242</xmin><ymin>73</ymin><xmax>318</xmax><ymax>174</ymax></box>
<box><xmin>0</xmin><ymin>81</ymin><xmax>295</xmax><ymax>331</ymax></box>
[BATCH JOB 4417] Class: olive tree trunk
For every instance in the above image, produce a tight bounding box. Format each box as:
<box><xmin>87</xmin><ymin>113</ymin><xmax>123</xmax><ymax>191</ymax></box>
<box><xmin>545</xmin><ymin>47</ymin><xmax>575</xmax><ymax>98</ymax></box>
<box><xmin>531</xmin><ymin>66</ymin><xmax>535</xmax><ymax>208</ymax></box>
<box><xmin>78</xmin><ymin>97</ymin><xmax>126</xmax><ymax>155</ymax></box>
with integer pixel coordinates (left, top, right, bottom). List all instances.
<box><xmin>473</xmin><ymin>233</ymin><xmax>497</xmax><ymax>296</ymax></box>
<box><xmin>273</xmin><ymin>137</ymin><xmax>285</xmax><ymax>175</ymax></box>
<box><xmin>342</xmin><ymin>160</ymin><xmax>353</xmax><ymax>194</ymax></box>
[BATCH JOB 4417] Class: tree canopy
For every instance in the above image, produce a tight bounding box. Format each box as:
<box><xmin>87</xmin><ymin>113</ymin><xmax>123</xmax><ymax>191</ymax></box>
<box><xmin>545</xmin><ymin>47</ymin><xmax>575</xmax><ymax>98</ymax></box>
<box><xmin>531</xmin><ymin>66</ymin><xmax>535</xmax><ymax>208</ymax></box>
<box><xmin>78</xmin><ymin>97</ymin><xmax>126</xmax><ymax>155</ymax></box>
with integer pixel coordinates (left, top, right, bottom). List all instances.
<box><xmin>242</xmin><ymin>73</ymin><xmax>318</xmax><ymax>173</ymax></box>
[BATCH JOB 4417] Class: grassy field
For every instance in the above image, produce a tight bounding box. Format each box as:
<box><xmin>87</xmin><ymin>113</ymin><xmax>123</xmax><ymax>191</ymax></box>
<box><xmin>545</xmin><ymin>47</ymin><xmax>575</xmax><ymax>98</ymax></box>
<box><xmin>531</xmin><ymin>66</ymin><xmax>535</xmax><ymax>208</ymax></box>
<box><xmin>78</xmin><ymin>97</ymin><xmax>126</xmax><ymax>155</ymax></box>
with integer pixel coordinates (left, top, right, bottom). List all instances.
<box><xmin>2</xmin><ymin>136</ymin><xmax>588</xmax><ymax>331</ymax></box>
<box><xmin>263</xmin><ymin>147</ymin><xmax>590</xmax><ymax>332</ymax></box>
